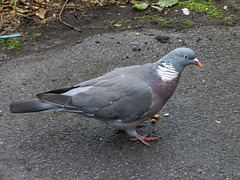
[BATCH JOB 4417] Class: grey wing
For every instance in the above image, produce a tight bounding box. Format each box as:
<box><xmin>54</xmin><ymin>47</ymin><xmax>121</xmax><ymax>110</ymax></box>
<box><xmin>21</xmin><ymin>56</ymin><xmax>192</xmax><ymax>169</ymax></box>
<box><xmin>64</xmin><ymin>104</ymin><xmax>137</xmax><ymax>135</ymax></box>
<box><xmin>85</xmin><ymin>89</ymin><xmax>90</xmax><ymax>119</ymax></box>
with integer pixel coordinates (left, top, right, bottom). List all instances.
<box><xmin>67</xmin><ymin>76</ymin><xmax>153</xmax><ymax>122</ymax></box>
<box><xmin>74</xmin><ymin>65</ymin><xmax>144</xmax><ymax>87</ymax></box>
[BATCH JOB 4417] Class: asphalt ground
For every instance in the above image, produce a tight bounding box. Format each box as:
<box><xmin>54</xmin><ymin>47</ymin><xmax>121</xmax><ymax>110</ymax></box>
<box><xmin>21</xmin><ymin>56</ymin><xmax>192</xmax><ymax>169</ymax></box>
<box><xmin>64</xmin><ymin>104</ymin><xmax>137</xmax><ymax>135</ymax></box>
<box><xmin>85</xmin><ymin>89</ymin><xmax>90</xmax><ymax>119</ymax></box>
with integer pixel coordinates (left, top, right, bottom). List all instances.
<box><xmin>0</xmin><ymin>26</ymin><xmax>239</xmax><ymax>179</ymax></box>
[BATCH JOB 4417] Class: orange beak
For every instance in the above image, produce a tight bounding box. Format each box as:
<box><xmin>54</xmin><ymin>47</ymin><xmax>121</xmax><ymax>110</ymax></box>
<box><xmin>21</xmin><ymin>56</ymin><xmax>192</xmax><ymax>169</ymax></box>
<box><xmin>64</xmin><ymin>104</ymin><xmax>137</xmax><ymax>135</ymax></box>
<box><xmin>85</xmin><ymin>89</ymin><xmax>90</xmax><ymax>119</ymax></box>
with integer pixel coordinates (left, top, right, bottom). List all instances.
<box><xmin>193</xmin><ymin>58</ymin><xmax>203</xmax><ymax>68</ymax></box>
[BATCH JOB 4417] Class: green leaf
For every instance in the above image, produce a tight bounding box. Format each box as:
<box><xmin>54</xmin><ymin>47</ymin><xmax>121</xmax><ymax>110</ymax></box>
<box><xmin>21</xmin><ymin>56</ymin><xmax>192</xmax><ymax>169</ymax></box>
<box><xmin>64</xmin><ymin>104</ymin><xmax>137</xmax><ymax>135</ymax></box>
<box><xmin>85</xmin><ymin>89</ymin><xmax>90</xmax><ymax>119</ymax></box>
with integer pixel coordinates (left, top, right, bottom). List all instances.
<box><xmin>156</xmin><ymin>0</ymin><xmax>178</xmax><ymax>7</ymax></box>
<box><xmin>133</xmin><ymin>3</ymin><xmax>149</xmax><ymax>11</ymax></box>
<box><xmin>151</xmin><ymin>5</ymin><xmax>163</xmax><ymax>10</ymax></box>
<box><xmin>32</xmin><ymin>33</ymin><xmax>41</xmax><ymax>38</ymax></box>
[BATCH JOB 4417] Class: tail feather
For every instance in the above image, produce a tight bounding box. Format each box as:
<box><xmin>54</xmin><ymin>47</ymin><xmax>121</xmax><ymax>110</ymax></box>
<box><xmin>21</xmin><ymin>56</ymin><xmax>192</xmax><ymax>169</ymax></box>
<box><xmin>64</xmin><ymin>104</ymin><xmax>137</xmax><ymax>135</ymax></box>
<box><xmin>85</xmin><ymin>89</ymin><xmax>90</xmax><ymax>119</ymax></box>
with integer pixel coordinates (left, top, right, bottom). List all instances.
<box><xmin>10</xmin><ymin>99</ymin><xmax>61</xmax><ymax>113</ymax></box>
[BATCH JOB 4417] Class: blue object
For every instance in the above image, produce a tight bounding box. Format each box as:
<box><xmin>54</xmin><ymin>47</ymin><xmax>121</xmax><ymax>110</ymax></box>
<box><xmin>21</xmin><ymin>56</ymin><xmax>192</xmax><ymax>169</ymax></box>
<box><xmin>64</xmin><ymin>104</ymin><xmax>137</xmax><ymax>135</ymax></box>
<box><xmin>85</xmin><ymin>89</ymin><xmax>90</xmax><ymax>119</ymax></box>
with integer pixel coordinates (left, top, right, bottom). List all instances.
<box><xmin>0</xmin><ymin>33</ymin><xmax>21</xmax><ymax>39</ymax></box>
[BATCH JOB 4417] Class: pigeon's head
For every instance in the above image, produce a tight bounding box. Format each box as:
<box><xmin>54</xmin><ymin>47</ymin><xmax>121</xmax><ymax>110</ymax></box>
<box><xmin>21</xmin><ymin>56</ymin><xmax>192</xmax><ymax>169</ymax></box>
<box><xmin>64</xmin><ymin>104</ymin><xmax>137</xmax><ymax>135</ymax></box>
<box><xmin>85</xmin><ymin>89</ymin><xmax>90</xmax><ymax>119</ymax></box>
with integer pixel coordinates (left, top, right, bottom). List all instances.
<box><xmin>161</xmin><ymin>47</ymin><xmax>202</xmax><ymax>72</ymax></box>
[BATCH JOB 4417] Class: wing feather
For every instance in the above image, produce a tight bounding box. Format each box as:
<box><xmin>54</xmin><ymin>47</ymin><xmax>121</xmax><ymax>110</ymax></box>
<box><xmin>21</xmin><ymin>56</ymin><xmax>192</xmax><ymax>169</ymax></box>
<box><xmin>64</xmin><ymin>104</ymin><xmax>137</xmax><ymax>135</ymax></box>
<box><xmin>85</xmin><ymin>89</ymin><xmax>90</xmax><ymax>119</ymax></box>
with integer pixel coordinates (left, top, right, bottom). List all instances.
<box><xmin>69</xmin><ymin>76</ymin><xmax>153</xmax><ymax>122</ymax></box>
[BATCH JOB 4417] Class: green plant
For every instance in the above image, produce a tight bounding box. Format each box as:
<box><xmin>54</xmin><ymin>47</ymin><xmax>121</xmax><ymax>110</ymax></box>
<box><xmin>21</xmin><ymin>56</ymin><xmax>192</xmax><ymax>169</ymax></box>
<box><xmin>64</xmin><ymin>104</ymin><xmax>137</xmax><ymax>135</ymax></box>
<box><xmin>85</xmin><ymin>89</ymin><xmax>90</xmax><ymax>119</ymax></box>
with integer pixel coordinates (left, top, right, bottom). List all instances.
<box><xmin>133</xmin><ymin>2</ymin><xmax>148</xmax><ymax>11</ymax></box>
<box><xmin>156</xmin><ymin>0</ymin><xmax>178</xmax><ymax>7</ymax></box>
<box><xmin>106</xmin><ymin>18</ymin><xmax>133</xmax><ymax>28</ymax></box>
<box><xmin>134</xmin><ymin>0</ymin><xmax>179</xmax><ymax>10</ymax></box>
<box><xmin>113</xmin><ymin>21</ymin><xmax>122</xmax><ymax>27</ymax></box>
<box><xmin>0</xmin><ymin>40</ymin><xmax>4</xmax><ymax>46</ymax></box>
<box><xmin>0</xmin><ymin>38</ymin><xmax>23</xmax><ymax>51</ymax></box>
<box><xmin>138</xmin><ymin>15</ymin><xmax>147</xmax><ymax>22</ymax></box>
<box><xmin>137</xmin><ymin>15</ymin><xmax>167</xmax><ymax>26</ymax></box>
<box><xmin>224</xmin><ymin>15</ymin><xmax>236</xmax><ymax>25</ymax></box>
<box><xmin>177</xmin><ymin>0</ymin><xmax>223</xmax><ymax>18</ymax></box>
<box><xmin>186</xmin><ymin>20</ymin><xmax>194</xmax><ymax>26</ymax></box>
<box><xmin>107</xmin><ymin>20</ymin><xmax>115</xmax><ymax>28</ymax></box>
<box><xmin>32</xmin><ymin>33</ymin><xmax>41</xmax><ymax>38</ymax></box>
<box><xmin>0</xmin><ymin>33</ymin><xmax>42</xmax><ymax>52</ymax></box>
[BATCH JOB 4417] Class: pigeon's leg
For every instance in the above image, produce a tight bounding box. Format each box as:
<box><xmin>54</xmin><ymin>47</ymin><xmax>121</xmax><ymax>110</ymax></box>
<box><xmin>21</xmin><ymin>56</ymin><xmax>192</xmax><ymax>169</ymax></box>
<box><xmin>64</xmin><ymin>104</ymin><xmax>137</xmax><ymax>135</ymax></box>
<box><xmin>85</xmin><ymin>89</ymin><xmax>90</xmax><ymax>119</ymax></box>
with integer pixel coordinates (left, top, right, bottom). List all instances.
<box><xmin>126</xmin><ymin>130</ymin><xmax>159</xmax><ymax>146</ymax></box>
<box><xmin>137</xmin><ymin>124</ymin><xmax>144</xmax><ymax>127</ymax></box>
<box><xmin>131</xmin><ymin>134</ymin><xmax>159</xmax><ymax>146</ymax></box>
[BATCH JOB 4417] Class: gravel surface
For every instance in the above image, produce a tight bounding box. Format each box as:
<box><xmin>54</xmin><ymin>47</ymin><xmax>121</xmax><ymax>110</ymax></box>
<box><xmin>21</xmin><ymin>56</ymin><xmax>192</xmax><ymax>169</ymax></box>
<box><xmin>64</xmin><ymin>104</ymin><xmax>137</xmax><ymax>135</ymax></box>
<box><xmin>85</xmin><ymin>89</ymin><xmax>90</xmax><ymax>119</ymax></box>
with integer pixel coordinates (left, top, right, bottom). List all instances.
<box><xmin>0</xmin><ymin>26</ymin><xmax>239</xmax><ymax>179</ymax></box>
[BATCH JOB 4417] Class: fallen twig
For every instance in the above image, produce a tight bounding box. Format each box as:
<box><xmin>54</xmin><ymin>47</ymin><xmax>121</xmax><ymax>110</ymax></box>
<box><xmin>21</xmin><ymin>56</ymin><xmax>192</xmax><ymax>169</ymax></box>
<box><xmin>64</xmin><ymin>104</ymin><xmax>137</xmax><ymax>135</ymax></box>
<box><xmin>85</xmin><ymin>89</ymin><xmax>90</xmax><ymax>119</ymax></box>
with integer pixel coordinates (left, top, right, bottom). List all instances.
<box><xmin>59</xmin><ymin>0</ymin><xmax>82</xmax><ymax>32</ymax></box>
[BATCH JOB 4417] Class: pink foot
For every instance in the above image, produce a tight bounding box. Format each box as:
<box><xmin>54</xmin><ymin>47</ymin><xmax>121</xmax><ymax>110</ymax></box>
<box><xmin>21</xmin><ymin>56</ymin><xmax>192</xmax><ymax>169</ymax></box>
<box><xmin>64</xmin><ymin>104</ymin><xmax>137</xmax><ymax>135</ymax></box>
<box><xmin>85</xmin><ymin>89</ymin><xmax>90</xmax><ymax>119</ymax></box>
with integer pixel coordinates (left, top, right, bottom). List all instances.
<box><xmin>137</xmin><ymin>124</ymin><xmax>144</xmax><ymax>127</ymax></box>
<box><xmin>130</xmin><ymin>134</ymin><xmax>159</xmax><ymax>146</ymax></box>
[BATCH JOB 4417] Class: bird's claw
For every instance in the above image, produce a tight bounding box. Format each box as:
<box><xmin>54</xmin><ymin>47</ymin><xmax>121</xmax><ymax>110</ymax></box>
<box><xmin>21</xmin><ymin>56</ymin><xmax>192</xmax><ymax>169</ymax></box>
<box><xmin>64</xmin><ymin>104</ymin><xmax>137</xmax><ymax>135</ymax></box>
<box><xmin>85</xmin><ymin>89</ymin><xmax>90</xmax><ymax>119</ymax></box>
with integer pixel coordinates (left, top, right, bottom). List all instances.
<box><xmin>130</xmin><ymin>134</ymin><xmax>159</xmax><ymax>146</ymax></box>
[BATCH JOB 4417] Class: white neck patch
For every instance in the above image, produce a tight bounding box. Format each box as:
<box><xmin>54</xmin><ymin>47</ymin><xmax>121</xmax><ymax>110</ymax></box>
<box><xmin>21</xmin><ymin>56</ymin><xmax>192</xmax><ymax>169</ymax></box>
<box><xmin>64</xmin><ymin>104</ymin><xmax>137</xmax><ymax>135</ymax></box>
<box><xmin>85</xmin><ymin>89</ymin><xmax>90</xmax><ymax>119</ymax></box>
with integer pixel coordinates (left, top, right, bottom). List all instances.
<box><xmin>156</xmin><ymin>62</ymin><xmax>179</xmax><ymax>82</ymax></box>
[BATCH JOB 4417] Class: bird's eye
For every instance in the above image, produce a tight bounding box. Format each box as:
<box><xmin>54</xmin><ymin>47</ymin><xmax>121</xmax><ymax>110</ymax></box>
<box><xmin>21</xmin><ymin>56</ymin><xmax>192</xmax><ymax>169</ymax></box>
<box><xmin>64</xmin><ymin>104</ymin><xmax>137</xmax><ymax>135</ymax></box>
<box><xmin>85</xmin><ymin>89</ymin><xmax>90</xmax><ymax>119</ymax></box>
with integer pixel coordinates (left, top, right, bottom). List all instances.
<box><xmin>184</xmin><ymin>55</ymin><xmax>188</xmax><ymax>59</ymax></box>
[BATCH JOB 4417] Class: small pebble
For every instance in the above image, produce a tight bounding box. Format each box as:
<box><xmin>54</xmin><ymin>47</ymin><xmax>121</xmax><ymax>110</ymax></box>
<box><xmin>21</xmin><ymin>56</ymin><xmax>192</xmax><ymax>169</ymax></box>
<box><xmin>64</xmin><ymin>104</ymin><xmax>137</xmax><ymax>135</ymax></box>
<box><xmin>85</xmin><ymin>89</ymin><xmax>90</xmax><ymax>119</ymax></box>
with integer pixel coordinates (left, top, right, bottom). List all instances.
<box><xmin>99</xmin><ymin>137</ymin><xmax>103</xmax><ymax>141</ymax></box>
<box><xmin>151</xmin><ymin>119</ymin><xmax>156</xmax><ymax>123</ymax></box>
<box><xmin>132</xmin><ymin>47</ymin><xmax>142</xmax><ymax>51</ymax></box>
<box><xmin>24</xmin><ymin>6</ymin><xmax>31</xmax><ymax>10</ymax></box>
<box><xmin>164</xmin><ymin>113</ymin><xmax>170</xmax><ymax>117</ymax></box>
<box><xmin>136</xmin><ymin>32</ymin><xmax>140</xmax><ymax>36</ymax></box>
<box><xmin>153</xmin><ymin>114</ymin><xmax>160</xmax><ymax>119</ymax></box>
<box><xmin>27</xmin><ymin>167</ymin><xmax>32</xmax><ymax>171</ymax></box>
<box><xmin>155</xmin><ymin>35</ymin><xmax>170</xmax><ymax>43</ymax></box>
<box><xmin>196</xmin><ymin>168</ymin><xmax>203</xmax><ymax>173</ymax></box>
<box><xmin>182</xmin><ymin>8</ymin><xmax>190</xmax><ymax>15</ymax></box>
<box><xmin>219</xmin><ymin>169</ymin><xmax>227</xmax><ymax>173</ymax></box>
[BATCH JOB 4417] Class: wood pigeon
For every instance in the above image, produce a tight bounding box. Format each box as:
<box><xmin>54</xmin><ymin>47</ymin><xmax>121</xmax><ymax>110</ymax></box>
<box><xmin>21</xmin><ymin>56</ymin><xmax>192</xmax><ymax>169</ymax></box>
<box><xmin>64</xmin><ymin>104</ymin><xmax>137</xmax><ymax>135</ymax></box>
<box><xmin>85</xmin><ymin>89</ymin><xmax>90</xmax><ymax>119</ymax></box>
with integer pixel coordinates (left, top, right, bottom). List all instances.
<box><xmin>10</xmin><ymin>47</ymin><xmax>202</xmax><ymax>146</ymax></box>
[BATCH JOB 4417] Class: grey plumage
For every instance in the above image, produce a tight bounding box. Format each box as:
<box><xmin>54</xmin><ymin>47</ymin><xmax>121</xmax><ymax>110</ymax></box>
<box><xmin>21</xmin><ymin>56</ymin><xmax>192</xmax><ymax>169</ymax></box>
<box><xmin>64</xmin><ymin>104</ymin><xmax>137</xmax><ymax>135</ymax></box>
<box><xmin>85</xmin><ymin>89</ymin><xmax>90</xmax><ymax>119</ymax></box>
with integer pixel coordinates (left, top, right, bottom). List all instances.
<box><xmin>10</xmin><ymin>99</ymin><xmax>61</xmax><ymax>113</ymax></box>
<box><xmin>10</xmin><ymin>47</ymin><xmax>202</xmax><ymax>146</ymax></box>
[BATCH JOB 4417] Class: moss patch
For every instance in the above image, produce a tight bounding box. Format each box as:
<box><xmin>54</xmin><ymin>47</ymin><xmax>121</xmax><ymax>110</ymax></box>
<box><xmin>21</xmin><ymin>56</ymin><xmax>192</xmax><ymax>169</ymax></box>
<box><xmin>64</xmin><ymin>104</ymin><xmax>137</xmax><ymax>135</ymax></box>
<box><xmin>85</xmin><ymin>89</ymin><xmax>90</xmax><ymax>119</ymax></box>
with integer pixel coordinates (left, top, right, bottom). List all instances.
<box><xmin>177</xmin><ymin>0</ymin><xmax>223</xmax><ymax>18</ymax></box>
